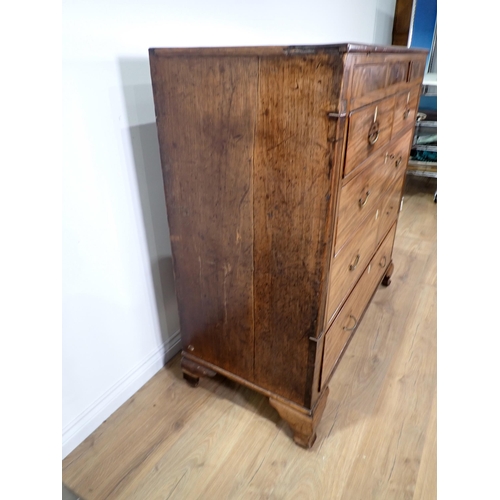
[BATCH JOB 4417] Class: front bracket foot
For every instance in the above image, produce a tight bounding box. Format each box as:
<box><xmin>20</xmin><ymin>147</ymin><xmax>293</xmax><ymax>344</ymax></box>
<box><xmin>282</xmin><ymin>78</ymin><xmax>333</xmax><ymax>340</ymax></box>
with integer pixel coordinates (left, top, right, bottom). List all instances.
<box><xmin>382</xmin><ymin>261</ymin><xmax>394</xmax><ymax>287</ymax></box>
<box><xmin>269</xmin><ymin>387</ymin><xmax>329</xmax><ymax>448</ymax></box>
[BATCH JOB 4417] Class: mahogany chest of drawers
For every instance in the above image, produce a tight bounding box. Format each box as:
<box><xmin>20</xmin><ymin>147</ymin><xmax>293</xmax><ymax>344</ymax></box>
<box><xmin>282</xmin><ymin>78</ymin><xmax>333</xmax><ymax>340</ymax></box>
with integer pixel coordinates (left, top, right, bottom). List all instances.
<box><xmin>149</xmin><ymin>43</ymin><xmax>427</xmax><ymax>447</ymax></box>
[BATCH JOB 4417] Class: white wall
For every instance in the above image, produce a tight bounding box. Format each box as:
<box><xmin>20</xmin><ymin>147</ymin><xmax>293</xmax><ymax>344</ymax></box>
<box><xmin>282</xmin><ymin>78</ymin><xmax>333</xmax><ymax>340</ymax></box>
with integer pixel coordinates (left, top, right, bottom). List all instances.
<box><xmin>62</xmin><ymin>0</ymin><xmax>396</xmax><ymax>459</ymax></box>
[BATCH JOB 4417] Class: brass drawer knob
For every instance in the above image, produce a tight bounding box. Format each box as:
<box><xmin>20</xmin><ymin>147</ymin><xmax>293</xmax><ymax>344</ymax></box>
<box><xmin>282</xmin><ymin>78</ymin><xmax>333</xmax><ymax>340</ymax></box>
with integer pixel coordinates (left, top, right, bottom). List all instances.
<box><xmin>368</xmin><ymin>121</ymin><xmax>380</xmax><ymax>145</ymax></box>
<box><xmin>343</xmin><ymin>314</ymin><xmax>358</xmax><ymax>332</ymax></box>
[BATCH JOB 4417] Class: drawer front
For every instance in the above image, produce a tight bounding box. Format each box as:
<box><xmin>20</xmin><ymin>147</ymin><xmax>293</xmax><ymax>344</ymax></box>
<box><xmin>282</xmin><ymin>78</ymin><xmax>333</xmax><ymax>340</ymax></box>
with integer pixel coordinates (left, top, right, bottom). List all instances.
<box><xmin>324</xmin><ymin>208</ymin><xmax>379</xmax><ymax>328</ymax></box>
<box><xmin>380</xmin><ymin>128</ymin><xmax>413</xmax><ymax>194</ymax></box>
<box><xmin>350</xmin><ymin>63</ymin><xmax>388</xmax><ymax>101</ymax></box>
<box><xmin>408</xmin><ymin>57</ymin><xmax>427</xmax><ymax>83</ymax></box>
<box><xmin>336</xmin><ymin>150</ymin><xmax>387</xmax><ymax>252</ymax></box>
<box><xmin>386</xmin><ymin>59</ymin><xmax>410</xmax><ymax>86</ymax></box>
<box><xmin>376</xmin><ymin>176</ymin><xmax>405</xmax><ymax>245</ymax></box>
<box><xmin>347</xmin><ymin>54</ymin><xmax>426</xmax><ymax>108</ymax></box>
<box><xmin>350</xmin><ymin>59</ymin><xmax>411</xmax><ymax>101</ymax></box>
<box><xmin>344</xmin><ymin>97</ymin><xmax>395</xmax><ymax>178</ymax></box>
<box><xmin>321</xmin><ymin>223</ymin><xmax>397</xmax><ymax>388</ymax></box>
<box><xmin>392</xmin><ymin>87</ymin><xmax>420</xmax><ymax>138</ymax></box>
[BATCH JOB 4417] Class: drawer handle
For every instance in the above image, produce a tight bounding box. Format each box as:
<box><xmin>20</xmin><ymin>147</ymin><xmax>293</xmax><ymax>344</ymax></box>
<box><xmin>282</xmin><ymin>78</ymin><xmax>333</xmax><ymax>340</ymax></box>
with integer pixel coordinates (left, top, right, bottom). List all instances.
<box><xmin>349</xmin><ymin>254</ymin><xmax>360</xmax><ymax>271</ymax></box>
<box><xmin>359</xmin><ymin>190</ymin><xmax>371</xmax><ymax>208</ymax></box>
<box><xmin>379</xmin><ymin>256</ymin><xmax>387</xmax><ymax>268</ymax></box>
<box><xmin>343</xmin><ymin>315</ymin><xmax>358</xmax><ymax>332</ymax></box>
<box><xmin>403</xmin><ymin>108</ymin><xmax>410</xmax><ymax>120</ymax></box>
<box><xmin>368</xmin><ymin>121</ymin><xmax>380</xmax><ymax>145</ymax></box>
<box><xmin>395</xmin><ymin>156</ymin><xmax>402</xmax><ymax>168</ymax></box>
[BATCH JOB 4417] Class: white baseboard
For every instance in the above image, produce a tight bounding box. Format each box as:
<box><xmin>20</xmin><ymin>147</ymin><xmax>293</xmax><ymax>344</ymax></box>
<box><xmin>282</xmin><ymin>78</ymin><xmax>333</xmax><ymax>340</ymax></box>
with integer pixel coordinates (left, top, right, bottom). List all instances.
<box><xmin>62</xmin><ymin>331</ymin><xmax>181</xmax><ymax>459</ymax></box>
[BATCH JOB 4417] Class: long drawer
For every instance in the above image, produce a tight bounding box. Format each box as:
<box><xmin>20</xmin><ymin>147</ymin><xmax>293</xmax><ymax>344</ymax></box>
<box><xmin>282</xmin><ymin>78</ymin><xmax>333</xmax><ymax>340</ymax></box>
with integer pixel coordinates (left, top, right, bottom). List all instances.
<box><xmin>320</xmin><ymin>223</ymin><xmax>397</xmax><ymax>389</ymax></box>
<box><xmin>324</xmin><ymin>207</ymin><xmax>378</xmax><ymax>328</ymax></box>
<box><xmin>376</xmin><ymin>175</ymin><xmax>405</xmax><ymax>246</ymax></box>
<box><xmin>336</xmin><ymin>150</ymin><xmax>386</xmax><ymax>253</ymax></box>
<box><xmin>335</xmin><ymin>127</ymin><xmax>411</xmax><ymax>254</ymax></box>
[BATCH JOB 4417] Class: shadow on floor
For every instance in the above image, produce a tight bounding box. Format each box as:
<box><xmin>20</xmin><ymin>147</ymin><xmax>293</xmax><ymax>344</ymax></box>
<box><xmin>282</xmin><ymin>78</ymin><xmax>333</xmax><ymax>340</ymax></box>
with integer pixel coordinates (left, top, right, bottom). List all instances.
<box><xmin>62</xmin><ymin>483</ymin><xmax>81</xmax><ymax>500</ymax></box>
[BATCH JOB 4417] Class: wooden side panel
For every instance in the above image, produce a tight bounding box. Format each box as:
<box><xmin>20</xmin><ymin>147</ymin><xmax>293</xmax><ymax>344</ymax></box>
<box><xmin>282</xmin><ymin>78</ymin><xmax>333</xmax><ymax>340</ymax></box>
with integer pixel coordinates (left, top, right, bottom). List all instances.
<box><xmin>252</xmin><ymin>54</ymin><xmax>341</xmax><ymax>406</ymax></box>
<box><xmin>149</xmin><ymin>54</ymin><xmax>258</xmax><ymax>381</ymax></box>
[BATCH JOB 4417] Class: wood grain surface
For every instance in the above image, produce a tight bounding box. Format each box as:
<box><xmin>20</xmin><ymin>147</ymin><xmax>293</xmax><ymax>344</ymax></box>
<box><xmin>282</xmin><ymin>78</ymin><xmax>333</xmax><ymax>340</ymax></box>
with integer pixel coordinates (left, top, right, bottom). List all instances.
<box><xmin>63</xmin><ymin>175</ymin><xmax>436</xmax><ymax>500</ymax></box>
<box><xmin>252</xmin><ymin>53</ymin><xmax>341</xmax><ymax>405</ymax></box>
<box><xmin>149</xmin><ymin>54</ymin><xmax>258</xmax><ymax>381</ymax></box>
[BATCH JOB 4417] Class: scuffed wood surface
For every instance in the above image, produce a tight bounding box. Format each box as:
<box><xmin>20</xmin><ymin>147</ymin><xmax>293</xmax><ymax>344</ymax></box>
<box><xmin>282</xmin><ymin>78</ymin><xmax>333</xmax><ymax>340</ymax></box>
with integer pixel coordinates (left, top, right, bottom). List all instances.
<box><xmin>252</xmin><ymin>53</ymin><xmax>340</xmax><ymax>405</ymax></box>
<box><xmin>150</xmin><ymin>55</ymin><xmax>258</xmax><ymax>381</ymax></box>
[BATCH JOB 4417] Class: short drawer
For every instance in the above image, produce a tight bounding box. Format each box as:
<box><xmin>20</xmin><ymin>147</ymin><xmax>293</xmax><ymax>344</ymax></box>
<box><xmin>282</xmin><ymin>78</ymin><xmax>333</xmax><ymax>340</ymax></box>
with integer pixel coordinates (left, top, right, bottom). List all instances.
<box><xmin>380</xmin><ymin>128</ymin><xmax>413</xmax><ymax>194</ymax></box>
<box><xmin>344</xmin><ymin>97</ymin><xmax>395</xmax><ymax>178</ymax></box>
<box><xmin>376</xmin><ymin>176</ymin><xmax>405</xmax><ymax>245</ymax></box>
<box><xmin>386</xmin><ymin>59</ymin><xmax>411</xmax><ymax>87</ymax></box>
<box><xmin>320</xmin><ymin>223</ymin><xmax>397</xmax><ymax>389</ymax></box>
<box><xmin>336</xmin><ymin>150</ymin><xmax>386</xmax><ymax>252</ymax></box>
<box><xmin>392</xmin><ymin>86</ymin><xmax>420</xmax><ymax>138</ymax></box>
<box><xmin>324</xmin><ymin>208</ymin><xmax>379</xmax><ymax>328</ymax></box>
<box><xmin>350</xmin><ymin>63</ymin><xmax>388</xmax><ymax>101</ymax></box>
<box><xmin>347</xmin><ymin>54</ymin><xmax>426</xmax><ymax>108</ymax></box>
<box><xmin>408</xmin><ymin>57</ymin><xmax>427</xmax><ymax>83</ymax></box>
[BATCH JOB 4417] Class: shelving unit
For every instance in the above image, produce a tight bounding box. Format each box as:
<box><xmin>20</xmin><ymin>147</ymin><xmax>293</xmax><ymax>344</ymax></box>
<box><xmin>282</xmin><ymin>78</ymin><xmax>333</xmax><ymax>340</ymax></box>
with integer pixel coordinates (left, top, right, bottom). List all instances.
<box><xmin>407</xmin><ymin>75</ymin><xmax>437</xmax><ymax>179</ymax></box>
<box><xmin>392</xmin><ymin>0</ymin><xmax>437</xmax><ymax>201</ymax></box>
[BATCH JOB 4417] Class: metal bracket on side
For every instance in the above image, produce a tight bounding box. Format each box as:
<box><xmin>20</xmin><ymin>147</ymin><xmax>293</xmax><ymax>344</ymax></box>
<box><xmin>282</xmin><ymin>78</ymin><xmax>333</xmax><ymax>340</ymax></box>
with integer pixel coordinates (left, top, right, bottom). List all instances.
<box><xmin>327</xmin><ymin>112</ymin><xmax>347</xmax><ymax>118</ymax></box>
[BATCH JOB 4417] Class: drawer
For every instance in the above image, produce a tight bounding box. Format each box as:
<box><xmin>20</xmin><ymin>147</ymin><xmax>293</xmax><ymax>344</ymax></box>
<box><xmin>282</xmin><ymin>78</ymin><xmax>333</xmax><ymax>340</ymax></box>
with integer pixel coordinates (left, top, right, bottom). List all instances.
<box><xmin>336</xmin><ymin>150</ymin><xmax>387</xmax><ymax>253</ymax></box>
<box><xmin>386</xmin><ymin>59</ymin><xmax>410</xmax><ymax>86</ymax></box>
<box><xmin>348</xmin><ymin>54</ymin><xmax>426</xmax><ymax>108</ymax></box>
<box><xmin>350</xmin><ymin>63</ymin><xmax>388</xmax><ymax>101</ymax></box>
<box><xmin>380</xmin><ymin>128</ymin><xmax>413</xmax><ymax>194</ymax></box>
<box><xmin>324</xmin><ymin>208</ymin><xmax>379</xmax><ymax>328</ymax></box>
<box><xmin>392</xmin><ymin>87</ymin><xmax>420</xmax><ymax>138</ymax></box>
<box><xmin>350</xmin><ymin>58</ymin><xmax>410</xmax><ymax>101</ymax></box>
<box><xmin>344</xmin><ymin>97</ymin><xmax>395</xmax><ymax>178</ymax></box>
<box><xmin>408</xmin><ymin>57</ymin><xmax>427</xmax><ymax>83</ymax></box>
<box><xmin>320</xmin><ymin>223</ymin><xmax>397</xmax><ymax>389</ymax></box>
<box><xmin>376</xmin><ymin>176</ymin><xmax>405</xmax><ymax>245</ymax></box>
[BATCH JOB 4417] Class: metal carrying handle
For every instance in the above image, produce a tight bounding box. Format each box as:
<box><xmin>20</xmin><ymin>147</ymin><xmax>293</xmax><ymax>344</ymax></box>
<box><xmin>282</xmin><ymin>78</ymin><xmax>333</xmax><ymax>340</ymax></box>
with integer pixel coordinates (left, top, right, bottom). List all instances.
<box><xmin>379</xmin><ymin>256</ymin><xmax>387</xmax><ymax>268</ymax></box>
<box><xmin>343</xmin><ymin>315</ymin><xmax>358</xmax><ymax>332</ymax></box>
<box><xmin>359</xmin><ymin>190</ymin><xmax>371</xmax><ymax>208</ymax></box>
<box><xmin>368</xmin><ymin>121</ymin><xmax>380</xmax><ymax>145</ymax></box>
<box><xmin>368</xmin><ymin>106</ymin><xmax>379</xmax><ymax>145</ymax></box>
<box><xmin>349</xmin><ymin>254</ymin><xmax>360</xmax><ymax>271</ymax></box>
<box><xmin>403</xmin><ymin>91</ymin><xmax>411</xmax><ymax>120</ymax></box>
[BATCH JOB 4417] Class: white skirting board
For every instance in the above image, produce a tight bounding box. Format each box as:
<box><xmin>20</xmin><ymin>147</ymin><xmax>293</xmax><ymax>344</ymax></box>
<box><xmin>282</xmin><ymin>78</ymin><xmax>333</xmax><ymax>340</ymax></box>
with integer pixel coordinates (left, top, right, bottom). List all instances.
<box><xmin>62</xmin><ymin>331</ymin><xmax>181</xmax><ymax>459</ymax></box>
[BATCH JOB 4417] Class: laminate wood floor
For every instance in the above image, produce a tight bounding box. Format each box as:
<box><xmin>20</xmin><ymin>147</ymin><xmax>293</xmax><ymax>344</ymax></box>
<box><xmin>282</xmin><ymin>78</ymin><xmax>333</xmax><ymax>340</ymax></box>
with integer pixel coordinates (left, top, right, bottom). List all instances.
<box><xmin>63</xmin><ymin>175</ymin><xmax>437</xmax><ymax>500</ymax></box>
